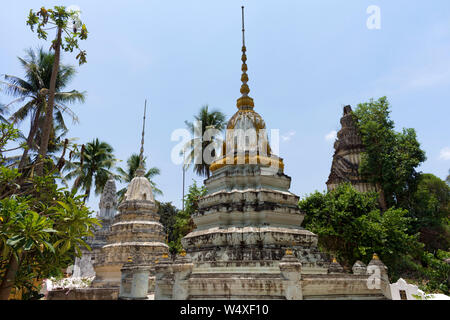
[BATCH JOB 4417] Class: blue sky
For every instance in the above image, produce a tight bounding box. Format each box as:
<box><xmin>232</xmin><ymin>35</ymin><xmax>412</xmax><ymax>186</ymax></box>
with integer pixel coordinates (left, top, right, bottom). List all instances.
<box><xmin>1</xmin><ymin>1</ymin><xmax>450</xmax><ymax>213</ymax></box>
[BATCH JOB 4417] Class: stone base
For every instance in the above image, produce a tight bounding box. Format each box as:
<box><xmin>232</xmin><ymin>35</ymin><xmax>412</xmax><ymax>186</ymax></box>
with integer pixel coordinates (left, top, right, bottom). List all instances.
<box><xmin>47</xmin><ymin>288</ymin><xmax>119</xmax><ymax>300</ymax></box>
<box><xmin>155</xmin><ymin>256</ymin><xmax>389</xmax><ymax>300</ymax></box>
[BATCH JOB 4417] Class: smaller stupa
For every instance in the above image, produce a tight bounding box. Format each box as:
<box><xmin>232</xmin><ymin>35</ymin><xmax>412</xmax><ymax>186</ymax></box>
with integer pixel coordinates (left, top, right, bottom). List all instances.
<box><xmin>91</xmin><ymin>102</ymin><xmax>169</xmax><ymax>293</ymax></box>
<box><xmin>326</xmin><ymin>105</ymin><xmax>374</xmax><ymax>192</ymax></box>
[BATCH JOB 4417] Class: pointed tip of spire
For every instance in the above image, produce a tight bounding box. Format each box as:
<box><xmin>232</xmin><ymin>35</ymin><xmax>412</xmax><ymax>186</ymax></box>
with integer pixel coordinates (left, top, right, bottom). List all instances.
<box><xmin>237</xmin><ymin>6</ymin><xmax>254</xmax><ymax>110</ymax></box>
<box><xmin>137</xmin><ymin>100</ymin><xmax>147</xmax><ymax>176</ymax></box>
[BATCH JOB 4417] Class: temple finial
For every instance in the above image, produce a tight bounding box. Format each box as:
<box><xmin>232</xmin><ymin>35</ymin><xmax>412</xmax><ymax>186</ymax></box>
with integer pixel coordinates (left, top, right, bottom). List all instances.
<box><xmin>241</xmin><ymin>6</ymin><xmax>245</xmax><ymax>47</ymax></box>
<box><xmin>136</xmin><ymin>100</ymin><xmax>147</xmax><ymax>177</ymax></box>
<box><xmin>237</xmin><ymin>6</ymin><xmax>254</xmax><ymax>110</ymax></box>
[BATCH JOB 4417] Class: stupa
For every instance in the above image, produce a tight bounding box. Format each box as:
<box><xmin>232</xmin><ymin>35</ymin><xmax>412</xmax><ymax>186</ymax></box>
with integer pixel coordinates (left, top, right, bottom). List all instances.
<box><xmin>326</xmin><ymin>105</ymin><xmax>374</xmax><ymax>192</ymax></box>
<box><xmin>91</xmin><ymin>102</ymin><xmax>169</xmax><ymax>292</ymax></box>
<box><xmin>154</xmin><ymin>7</ymin><xmax>391</xmax><ymax>300</ymax></box>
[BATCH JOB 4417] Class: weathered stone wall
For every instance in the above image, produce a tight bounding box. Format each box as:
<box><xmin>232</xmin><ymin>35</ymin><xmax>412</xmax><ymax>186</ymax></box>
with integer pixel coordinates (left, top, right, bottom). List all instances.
<box><xmin>47</xmin><ymin>288</ymin><xmax>118</xmax><ymax>300</ymax></box>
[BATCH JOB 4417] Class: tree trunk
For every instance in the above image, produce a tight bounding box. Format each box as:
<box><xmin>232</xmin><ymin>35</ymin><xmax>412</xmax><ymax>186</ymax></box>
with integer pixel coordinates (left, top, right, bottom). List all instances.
<box><xmin>0</xmin><ymin>253</ymin><xmax>22</xmax><ymax>300</ymax></box>
<box><xmin>18</xmin><ymin>108</ymin><xmax>41</xmax><ymax>171</ymax></box>
<box><xmin>83</xmin><ymin>184</ymin><xmax>91</xmax><ymax>204</ymax></box>
<box><xmin>376</xmin><ymin>182</ymin><xmax>388</xmax><ymax>212</ymax></box>
<box><xmin>36</xmin><ymin>27</ymin><xmax>62</xmax><ymax>176</ymax></box>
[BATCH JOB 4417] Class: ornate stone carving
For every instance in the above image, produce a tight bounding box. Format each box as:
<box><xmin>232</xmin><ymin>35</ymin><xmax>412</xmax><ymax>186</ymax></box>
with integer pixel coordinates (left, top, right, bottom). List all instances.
<box><xmin>326</xmin><ymin>105</ymin><xmax>375</xmax><ymax>193</ymax></box>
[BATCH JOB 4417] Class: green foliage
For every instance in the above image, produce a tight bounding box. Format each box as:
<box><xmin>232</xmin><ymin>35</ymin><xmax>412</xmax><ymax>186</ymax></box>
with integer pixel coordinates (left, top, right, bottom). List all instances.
<box><xmin>408</xmin><ymin>173</ymin><xmax>450</xmax><ymax>252</ymax></box>
<box><xmin>157</xmin><ymin>201</ymin><xmax>179</xmax><ymax>252</ymax></box>
<box><xmin>0</xmin><ymin>47</ymin><xmax>85</xmax><ymax>171</ymax></box>
<box><xmin>184</xmin><ymin>105</ymin><xmax>226</xmax><ymax>178</ymax></box>
<box><xmin>418</xmin><ymin>250</ymin><xmax>450</xmax><ymax>293</ymax></box>
<box><xmin>0</xmin><ymin>172</ymin><xmax>100</xmax><ymax>298</ymax></box>
<box><xmin>353</xmin><ymin>97</ymin><xmax>426</xmax><ymax>209</ymax></box>
<box><xmin>63</xmin><ymin>138</ymin><xmax>117</xmax><ymax>200</ymax></box>
<box><xmin>0</xmin><ymin>123</ymin><xmax>99</xmax><ymax>299</ymax></box>
<box><xmin>170</xmin><ymin>181</ymin><xmax>207</xmax><ymax>253</ymax></box>
<box><xmin>410</xmin><ymin>174</ymin><xmax>450</xmax><ymax>228</ymax></box>
<box><xmin>299</xmin><ymin>183</ymin><xmax>450</xmax><ymax>294</ymax></box>
<box><xmin>299</xmin><ymin>183</ymin><xmax>422</xmax><ymax>270</ymax></box>
<box><xmin>26</xmin><ymin>6</ymin><xmax>88</xmax><ymax>65</ymax></box>
<box><xmin>0</xmin><ymin>122</ymin><xmax>20</xmax><ymax>164</ymax></box>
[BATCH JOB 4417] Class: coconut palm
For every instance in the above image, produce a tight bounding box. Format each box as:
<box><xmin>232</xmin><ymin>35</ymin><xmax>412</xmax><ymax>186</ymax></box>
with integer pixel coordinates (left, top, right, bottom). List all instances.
<box><xmin>183</xmin><ymin>105</ymin><xmax>226</xmax><ymax>178</ymax></box>
<box><xmin>63</xmin><ymin>138</ymin><xmax>116</xmax><ymax>201</ymax></box>
<box><xmin>0</xmin><ymin>103</ymin><xmax>9</xmax><ymax>123</ymax></box>
<box><xmin>116</xmin><ymin>153</ymin><xmax>162</xmax><ymax>202</ymax></box>
<box><xmin>0</xmin><ymin>47</ymin><xmax>85</xmax><ymax>170</ymax></box>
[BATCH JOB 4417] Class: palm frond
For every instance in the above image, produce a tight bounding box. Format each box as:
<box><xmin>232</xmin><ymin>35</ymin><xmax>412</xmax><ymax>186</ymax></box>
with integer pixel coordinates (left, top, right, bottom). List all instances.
<box><xmin>0</xmin><ymin>78</ymin><xmax>32</xmax><ymax>98</ymax></box>
<box><xmin>9</xmin><ymin>100</ymin><xmax>36</xmax><ymax>123</ymax></box>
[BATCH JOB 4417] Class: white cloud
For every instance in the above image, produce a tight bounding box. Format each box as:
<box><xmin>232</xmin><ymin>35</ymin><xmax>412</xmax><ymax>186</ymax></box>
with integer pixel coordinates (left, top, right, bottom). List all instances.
<box><xmin>439</xmin><ymin>147</ymin><xmax>450</xmax><ymax>160</ymax></box>
<box><xmin>325</xmin><ymin>130</ymin><xmax>337</xmax><ymax>142</ymax></box>
<box><xmin>281</xmin><ymin>130</ymin><xmax>296</xmax><ymax>142</ymax></box>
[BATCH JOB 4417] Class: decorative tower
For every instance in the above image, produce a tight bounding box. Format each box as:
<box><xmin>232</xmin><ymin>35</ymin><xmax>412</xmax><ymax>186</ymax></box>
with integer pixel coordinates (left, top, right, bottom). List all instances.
<box><xmin>98</xmin><ymin>175</ymin><xmax>118</xmax><ymax>222</ymax></box>
<box><xmin>326</xmin><ymin>105</ymin><xmax>375</xmax><ymax>192</ymax></box>
<box><xmin>92</xmin><ymin>101</ymin><xmax>169</xmax><ymax>292</ymax></box>
<box><xmin>71</xmin><ymin>176</ymin><xmax>117</xmax><ymax>278</ymax></box>
<box><xmin>184</xmin><ymin>7</ymin><xmax>325</xmax><ymax>272</ymax></box>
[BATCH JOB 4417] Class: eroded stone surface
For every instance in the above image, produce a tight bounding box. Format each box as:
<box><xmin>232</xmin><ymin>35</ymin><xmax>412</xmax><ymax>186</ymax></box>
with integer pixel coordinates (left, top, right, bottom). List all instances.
<box><xmin>92</xmin><ymin>175</ymin><xmax>168</xmax><ymax>290</ymax></box>
<box><xmin>326</xmin><ymin>105</ymin><xmax>375</xmax><ymax>193</ymax></box>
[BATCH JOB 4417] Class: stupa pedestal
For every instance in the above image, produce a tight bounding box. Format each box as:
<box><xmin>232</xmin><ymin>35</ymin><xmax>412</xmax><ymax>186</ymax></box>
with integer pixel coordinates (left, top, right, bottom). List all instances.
<box><xmin>155</xmin><ymin>160</ymin><xmax>389</xmax><ymax>300</ymax></box>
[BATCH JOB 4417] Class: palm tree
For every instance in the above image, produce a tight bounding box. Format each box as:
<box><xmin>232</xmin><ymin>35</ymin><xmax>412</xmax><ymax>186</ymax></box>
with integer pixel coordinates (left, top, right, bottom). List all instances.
<box><xmin>0</xmin><ymin>47</ymin><xmax>85</xmax><ymax>171</ymax></box>
<box><xmin>0</xmin><ymin>103</ymin><xmax>9</xmax><ymax>123</ymax></box>
<box><xmin>116</xmin><ymin>153</ymin><xmax>162</xmax><ymax>202</ymax></box>
<box><xmin>183</xmin><ymin>105</ymin><xmax>226</xmax><ymax>178</ymax></box>
<box><xmin>63</xmin><ymin>138</ymin><xmax>116</xmax><ymax>201</ymax></box>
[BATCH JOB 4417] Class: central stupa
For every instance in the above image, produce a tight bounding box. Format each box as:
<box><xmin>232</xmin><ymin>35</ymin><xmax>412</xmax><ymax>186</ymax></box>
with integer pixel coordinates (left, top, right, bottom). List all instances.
<box><xmin>154</xmin><ymin>7</ymin><xmax>391</xmax><ymax>300</ymax></box>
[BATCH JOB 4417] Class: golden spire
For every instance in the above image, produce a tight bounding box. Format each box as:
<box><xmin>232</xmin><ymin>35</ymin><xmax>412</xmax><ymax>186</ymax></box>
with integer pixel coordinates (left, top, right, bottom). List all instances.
<box><xmin>237</xmin><ymin>6</ymin><xmax>254</xmax><ymax>110</ymax></box>
<box><xmin>136</xmin><ymin>100</ymin><xmax>147</xmax><ymax>177</ymax></box>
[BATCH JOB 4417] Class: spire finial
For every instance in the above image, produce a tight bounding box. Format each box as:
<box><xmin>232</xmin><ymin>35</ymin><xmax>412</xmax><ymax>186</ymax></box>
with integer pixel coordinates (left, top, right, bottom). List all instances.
<box><xmin>136</xmin><ymin>100</ymin><xmax>147</xmax><ymax>177</ymax></box>
<box><xmin>241</xmin><ymin>6</ymin><xmax>245</xmax><ymax>47</ymax></box>
<box><xmin>237</xmin><ymin>6</ymin><xmax>254</xmax><ymax>110</ymax></box>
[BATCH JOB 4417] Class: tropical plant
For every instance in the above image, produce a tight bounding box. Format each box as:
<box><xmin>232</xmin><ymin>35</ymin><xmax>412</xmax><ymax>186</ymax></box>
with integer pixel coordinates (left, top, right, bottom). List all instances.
<box><xmin>183</xmin><ymin>105</ymin><xmax>226</xmax><ymax>178</ymax></box>
<box><xmin>299</xmin><ymin>183</ymin><xmax>423</xmax><ymax>273</ymax></box>
<box><xmin>63</xmin><ymin>138</ymin><xmax>116</xmax><ymax>201</ymax></box>
<box><xmin>353</xmin><ymin>97</ymin><xmax>426</xmax><ymax>210</ymax></box>
<box><xmin>0</xmin><ymin>103</ymin><xmax>9</xmax><ymax>123</ymax></box>
<box><xmin>116</xmin><ymin>153</ymin><xmax>162</xmax><ymax>202</ymax></box>
<box><xmin>157</xmin><ymin>201</ymin><xmax>179</xmax><ymax>252</ymax></box>
<box><xmin>26</xmin><ymin>6</ymin><xmax>88</xmax><ymax>175</ymax></box>
<box><xmin>408</xmin><ymin>173</ymin><xmax>450</xmax><ymax>252</ymax></box>
<box><xmin>419</xmin><ymin>250</ymin><xmax>450</xmax><ymax>294</ymax></box>
<box><xmin>0</xmin><ymin>123</ymin><xmax>21</xmax><ymax>166</ymax></box>
<box><xmin>0</xmin><ymin>123</ymin><xmax>99</xmax><ymax>300</ymax></box>
<box><xmin>0</xmin><ymin>47</ymin><xmax>85</xmax><ymax>171</ymax></box>
<box><xmin>170</xmin><ymin>181</ymin><xmax>207</xmax><ymax>253</ymax></box>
